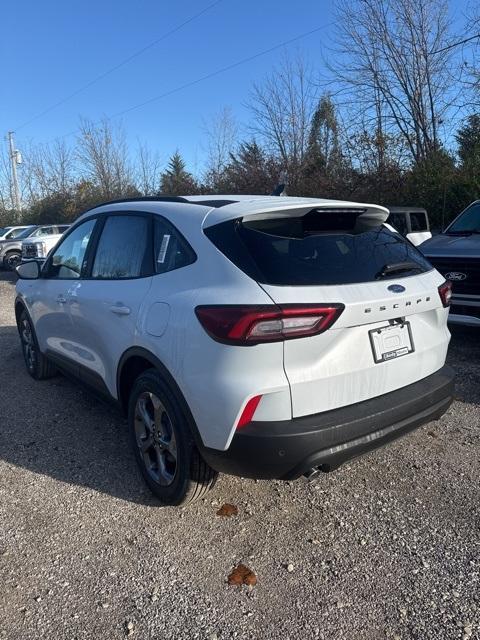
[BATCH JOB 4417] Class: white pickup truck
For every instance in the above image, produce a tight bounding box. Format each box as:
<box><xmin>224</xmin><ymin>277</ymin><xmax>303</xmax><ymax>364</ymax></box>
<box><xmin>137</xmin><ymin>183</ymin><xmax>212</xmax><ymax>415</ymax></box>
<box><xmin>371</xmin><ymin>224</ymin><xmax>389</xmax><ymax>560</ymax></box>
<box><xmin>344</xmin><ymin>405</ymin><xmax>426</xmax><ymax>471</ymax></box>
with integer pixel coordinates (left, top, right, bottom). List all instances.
<box><xmin>21</xmin><ymin>224</ymin><xmax>70</xmax><ymax>264</ymax></box>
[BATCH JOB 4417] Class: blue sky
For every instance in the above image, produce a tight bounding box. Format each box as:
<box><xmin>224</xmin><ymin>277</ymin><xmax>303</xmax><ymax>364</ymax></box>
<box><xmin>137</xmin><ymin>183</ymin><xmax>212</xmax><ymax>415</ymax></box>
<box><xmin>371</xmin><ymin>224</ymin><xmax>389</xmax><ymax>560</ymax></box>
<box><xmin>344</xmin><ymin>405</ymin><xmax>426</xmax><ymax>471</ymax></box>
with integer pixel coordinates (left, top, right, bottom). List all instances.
<box><xmin>1</xmin><ymin>0</ymin><xmax>473</xmax><ymax>172</ymax></box>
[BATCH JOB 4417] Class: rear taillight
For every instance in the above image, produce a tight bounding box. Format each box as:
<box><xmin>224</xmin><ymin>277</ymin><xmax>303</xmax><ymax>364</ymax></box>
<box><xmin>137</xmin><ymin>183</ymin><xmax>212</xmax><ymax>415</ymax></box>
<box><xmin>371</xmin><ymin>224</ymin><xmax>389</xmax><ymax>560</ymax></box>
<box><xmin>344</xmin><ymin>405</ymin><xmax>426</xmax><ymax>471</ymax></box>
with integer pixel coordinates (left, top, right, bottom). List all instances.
<box><xmin>438</xmin><ymin>281</ymin><xmax>452</xmax><ymax>308</ymax></box>
<box><xmin>195</xmin><ymin>304</ymin><xmax>344</xmax><ymax>344</ymax></box>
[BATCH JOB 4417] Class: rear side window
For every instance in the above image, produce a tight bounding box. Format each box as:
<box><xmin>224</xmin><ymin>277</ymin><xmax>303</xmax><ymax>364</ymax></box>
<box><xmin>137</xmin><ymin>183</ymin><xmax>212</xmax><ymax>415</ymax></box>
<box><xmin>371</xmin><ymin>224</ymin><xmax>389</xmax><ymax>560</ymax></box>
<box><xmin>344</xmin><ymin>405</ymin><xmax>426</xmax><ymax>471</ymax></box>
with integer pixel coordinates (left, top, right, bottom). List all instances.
<box><xmin>154</xmin><ymin>217</ymin><xmax>196</xmax><ymax>274</ymax></box>
<box><xmin>92</xmin><ymin>215</ymin><xmax>149</xmax><ymax>279</ymax></box>
<box><xmin>205</xmin><ymin>210</ymin><xmax>433</xmax><ymax>286</ymax></box>
<box><xmin>410</xmin><ymin>210</ymin><xmax>428</xmax><ymax>232</ymax></box>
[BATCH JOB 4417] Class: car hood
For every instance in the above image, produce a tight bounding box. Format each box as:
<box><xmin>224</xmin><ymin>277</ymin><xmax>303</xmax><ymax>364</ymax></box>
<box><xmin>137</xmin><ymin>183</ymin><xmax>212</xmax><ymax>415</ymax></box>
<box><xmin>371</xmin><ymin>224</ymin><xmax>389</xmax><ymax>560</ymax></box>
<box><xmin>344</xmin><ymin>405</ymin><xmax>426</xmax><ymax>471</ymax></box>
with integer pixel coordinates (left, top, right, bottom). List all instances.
<box><xmin>0</xmin><ymin>238</ymin><xmax>21</xmax><ymax>247</ymax></box>
<box><xmin>421</xmin><ymin>233</ymin><xmax>480</xmax><ymax>258</ymax></box>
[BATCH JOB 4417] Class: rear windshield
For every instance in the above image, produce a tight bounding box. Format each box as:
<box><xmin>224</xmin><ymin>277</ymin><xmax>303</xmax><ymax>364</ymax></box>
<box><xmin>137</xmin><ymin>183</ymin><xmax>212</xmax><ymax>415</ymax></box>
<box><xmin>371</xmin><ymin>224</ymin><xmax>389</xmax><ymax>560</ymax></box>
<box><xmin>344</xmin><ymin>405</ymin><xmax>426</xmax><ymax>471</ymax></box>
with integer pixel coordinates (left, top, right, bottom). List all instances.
<box><xmin>205</xmin><ymin>210</ymin><xmax>433</xmax><ymax>286</ymax></box>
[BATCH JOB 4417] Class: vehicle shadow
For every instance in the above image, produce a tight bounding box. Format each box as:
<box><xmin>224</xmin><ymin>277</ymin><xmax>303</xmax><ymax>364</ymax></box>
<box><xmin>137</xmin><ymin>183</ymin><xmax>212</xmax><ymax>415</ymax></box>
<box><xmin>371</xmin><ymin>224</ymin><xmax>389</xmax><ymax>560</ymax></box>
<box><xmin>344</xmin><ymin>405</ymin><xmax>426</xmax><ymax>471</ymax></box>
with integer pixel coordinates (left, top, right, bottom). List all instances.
<box><xmin>0</xmin><ymin>325</ymin><xmax>159</xmax><ymax>506</ymax></box>
<box><xmin>447</xmin><ymin>326</ymin><xmax>480</xmax><ymax>405</ymax></box>
<box><xmin>0</xmin><ymin>269</ymin><xmax>17</xmax><ymax>285</ymax></box>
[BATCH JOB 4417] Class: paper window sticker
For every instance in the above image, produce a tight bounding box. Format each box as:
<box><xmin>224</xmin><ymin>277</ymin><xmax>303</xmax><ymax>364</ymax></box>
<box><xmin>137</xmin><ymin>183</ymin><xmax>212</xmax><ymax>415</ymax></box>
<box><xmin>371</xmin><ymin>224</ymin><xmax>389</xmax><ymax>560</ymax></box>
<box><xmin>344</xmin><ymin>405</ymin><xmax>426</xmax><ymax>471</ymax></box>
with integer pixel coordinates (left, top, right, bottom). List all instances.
<box><xmin>157</xmin><ymin>234</ymin><xmax>171</xmax><ymax>264</ymax></box>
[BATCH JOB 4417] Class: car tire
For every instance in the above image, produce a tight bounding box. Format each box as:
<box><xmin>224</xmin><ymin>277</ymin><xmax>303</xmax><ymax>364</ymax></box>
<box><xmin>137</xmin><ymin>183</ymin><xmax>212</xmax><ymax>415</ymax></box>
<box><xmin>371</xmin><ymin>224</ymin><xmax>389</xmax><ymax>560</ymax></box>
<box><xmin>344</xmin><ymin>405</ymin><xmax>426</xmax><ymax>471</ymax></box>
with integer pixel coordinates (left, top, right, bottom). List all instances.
<box><xmin>128</xmin><ymin>369</ymin><xmax>218</xmax><ymax>506</ymax></box>
<box><xmin>17</xmin><ymin>309</ymin><xmax>57</xmax><ymax>380</ymax></box>
<box><xmin>5</xmin><ymin>250</ymin><xmax>22</xmax><ymax>271</ymax></box>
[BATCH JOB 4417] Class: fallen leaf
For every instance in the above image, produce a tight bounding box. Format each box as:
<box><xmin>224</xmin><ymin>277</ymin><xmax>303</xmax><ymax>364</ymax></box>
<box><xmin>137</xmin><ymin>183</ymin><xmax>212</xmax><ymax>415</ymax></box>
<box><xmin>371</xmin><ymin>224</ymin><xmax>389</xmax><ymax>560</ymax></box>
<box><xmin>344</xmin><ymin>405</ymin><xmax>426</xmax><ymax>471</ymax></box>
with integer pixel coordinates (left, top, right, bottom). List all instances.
<box><xmin>227</xmin><ymin>564</ymin><xmax>257</xmax><ymax>586</ymax></box>
<box><xmin>216</xmin><ymin>503</ymin><xmax>238</xmax><ymax>517</ymax></box>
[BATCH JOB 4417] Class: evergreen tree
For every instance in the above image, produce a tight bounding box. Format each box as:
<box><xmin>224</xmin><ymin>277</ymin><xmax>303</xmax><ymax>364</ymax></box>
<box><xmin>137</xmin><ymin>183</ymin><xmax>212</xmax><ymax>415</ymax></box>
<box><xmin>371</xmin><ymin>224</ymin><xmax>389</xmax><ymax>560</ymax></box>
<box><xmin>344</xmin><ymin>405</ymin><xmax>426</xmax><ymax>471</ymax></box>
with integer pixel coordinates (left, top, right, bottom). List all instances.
<box><xmin>456</xmin><ymin>115</ymin><xmax>480</xmax><ymax>196</ymax></box>
<box><xmin>220</xmin><ymin>141</ymin><xmax>281</xmax><ymax>194</ymax></box>
<box><xmin>306</xmin><ymin>95</ymin><xmax>340</xmax><ymax>173</ymax></box>
<box><xmin>159</xmin><ymin>151</ymin><xmax>199</xmax><ymax>195</ymax></box>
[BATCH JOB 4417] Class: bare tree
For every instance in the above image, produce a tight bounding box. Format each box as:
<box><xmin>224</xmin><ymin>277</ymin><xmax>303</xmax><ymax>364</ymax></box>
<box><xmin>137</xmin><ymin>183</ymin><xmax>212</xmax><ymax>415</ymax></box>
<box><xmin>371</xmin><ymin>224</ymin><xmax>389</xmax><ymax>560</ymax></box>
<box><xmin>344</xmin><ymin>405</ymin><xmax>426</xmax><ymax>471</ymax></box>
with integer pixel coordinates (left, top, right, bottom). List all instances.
<box><xmin>77</xmin><ymin>118</ymin><xmax>134</xmax><ymax>198</ymax></box>
<box><xmin>21</xmin><ymin>140</ymin><xmax>75</xmax><ymax>204</ymax></box>
<box><xmin>248</xmin><ymin>54</ymin><xmax>317</xmax><ymax>186</ymax></box>
<box><xmin>331</xmin><ymin>0</ymin><xmax>463</xmax><ymax>163</ymax></box>
<box><xmin>202</xmin><ymin>107</ymin><xmax>238</xmax><ymax>186</ymax></box>
<box><xmin>135</xmin><ymin>142</ymin><xmax>162</xmax><ymax>195</ymax></box>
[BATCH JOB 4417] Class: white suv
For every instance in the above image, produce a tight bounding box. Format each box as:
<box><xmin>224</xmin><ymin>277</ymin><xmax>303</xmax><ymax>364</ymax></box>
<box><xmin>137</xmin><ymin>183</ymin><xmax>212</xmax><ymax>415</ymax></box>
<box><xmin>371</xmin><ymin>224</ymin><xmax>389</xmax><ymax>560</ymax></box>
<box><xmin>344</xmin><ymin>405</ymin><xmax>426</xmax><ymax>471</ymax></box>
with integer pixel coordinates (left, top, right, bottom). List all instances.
<box><xmin>15</xmin><ymin>196</ymin><xmax>455</xmax><ymax>505</ymax></box>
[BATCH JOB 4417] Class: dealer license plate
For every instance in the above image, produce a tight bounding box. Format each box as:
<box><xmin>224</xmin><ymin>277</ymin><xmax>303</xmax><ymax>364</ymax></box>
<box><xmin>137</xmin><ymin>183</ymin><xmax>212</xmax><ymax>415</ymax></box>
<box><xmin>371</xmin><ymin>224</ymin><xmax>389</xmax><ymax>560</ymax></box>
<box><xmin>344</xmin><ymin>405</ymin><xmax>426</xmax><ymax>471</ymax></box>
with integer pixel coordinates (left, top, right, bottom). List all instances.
<box><xmin>369</xmin><ymin>322</ymin><xmax>414</xmax><ymax>364</ymax></box>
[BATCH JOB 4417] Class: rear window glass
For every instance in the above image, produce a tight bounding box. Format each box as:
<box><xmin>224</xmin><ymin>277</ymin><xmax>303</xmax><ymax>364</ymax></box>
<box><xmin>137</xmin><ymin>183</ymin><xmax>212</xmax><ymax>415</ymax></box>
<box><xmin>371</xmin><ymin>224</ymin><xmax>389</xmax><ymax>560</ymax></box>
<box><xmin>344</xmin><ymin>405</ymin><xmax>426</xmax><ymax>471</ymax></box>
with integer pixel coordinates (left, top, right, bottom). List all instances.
<box><xmin>205</xmin><ymin>210</ymin><xmax>433</xmax><ymax>286</ymax></box>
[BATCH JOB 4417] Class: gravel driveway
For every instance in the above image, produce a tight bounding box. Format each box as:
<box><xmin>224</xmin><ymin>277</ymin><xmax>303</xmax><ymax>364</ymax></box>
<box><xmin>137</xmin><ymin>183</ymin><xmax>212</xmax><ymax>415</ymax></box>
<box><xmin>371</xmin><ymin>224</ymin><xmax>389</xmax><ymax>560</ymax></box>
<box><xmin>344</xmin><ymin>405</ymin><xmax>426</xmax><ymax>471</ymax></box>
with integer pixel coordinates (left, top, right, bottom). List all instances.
<box><xmin>0</xmin><ymin>270</ymin><xmax>479</xmax><ymax>640</ymax></box>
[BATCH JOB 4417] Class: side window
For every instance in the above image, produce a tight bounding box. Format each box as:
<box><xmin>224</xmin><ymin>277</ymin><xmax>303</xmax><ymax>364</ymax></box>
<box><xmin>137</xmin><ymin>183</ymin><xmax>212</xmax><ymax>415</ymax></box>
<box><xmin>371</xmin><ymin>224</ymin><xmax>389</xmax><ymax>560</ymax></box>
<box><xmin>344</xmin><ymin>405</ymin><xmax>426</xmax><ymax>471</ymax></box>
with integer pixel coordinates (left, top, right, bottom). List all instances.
<box><xmin>47</xmin><ymin>219</ymin><xmax>96</xmax><ymax>279</ymax></box>
<box><xmin>7</xmin><ymin>228</ymin><xmax>26</xmax><ymax>239</ymax></box>
<box><xmin>387</xmin><ymin>213</ymin><xmax>408</xmax><ymax>235</ymax></box>
<box><xmin>154</xmin><ymin>217</ymin><xmax>196</xmax><ymax>275</ymax></box>
<box><xmin>410</xmin><ymin>211</ymin><xmax>428</xmax><ymax>232</ymax></box>
<box><xmin>33</xmin><ymin>226</ymin><xmax>56</xmax><ymax>237</ymax></box>
<box><xmin>92</xmin><ymin>215</ymin><xmax>149</xmax><ymax>279</ymax></box>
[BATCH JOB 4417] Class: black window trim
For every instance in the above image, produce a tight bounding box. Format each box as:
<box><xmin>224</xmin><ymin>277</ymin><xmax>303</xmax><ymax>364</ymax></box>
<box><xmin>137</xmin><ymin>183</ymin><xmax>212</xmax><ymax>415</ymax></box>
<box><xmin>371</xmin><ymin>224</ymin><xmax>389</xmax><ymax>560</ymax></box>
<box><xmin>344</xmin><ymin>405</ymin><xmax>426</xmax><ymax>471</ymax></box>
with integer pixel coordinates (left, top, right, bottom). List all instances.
<box><xmin>42</xmin><ymin>209</ymin><xmax>198</xmax><ymax>282</ymax></box>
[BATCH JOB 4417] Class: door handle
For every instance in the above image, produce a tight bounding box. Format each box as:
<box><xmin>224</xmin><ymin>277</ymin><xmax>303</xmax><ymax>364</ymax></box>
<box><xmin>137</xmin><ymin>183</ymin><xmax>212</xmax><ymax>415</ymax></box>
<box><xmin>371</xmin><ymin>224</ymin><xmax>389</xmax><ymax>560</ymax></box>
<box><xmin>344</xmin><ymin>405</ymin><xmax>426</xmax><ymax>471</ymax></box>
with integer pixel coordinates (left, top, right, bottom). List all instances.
<box><xmin>109</xmin><ymin>304</ymin><xmax>131</xmax><ymax>316</ymax></box>
<box><xmin>56</xmin><ymin>295</ymin><xmax>67</xmax><ymax>304</ymax></box>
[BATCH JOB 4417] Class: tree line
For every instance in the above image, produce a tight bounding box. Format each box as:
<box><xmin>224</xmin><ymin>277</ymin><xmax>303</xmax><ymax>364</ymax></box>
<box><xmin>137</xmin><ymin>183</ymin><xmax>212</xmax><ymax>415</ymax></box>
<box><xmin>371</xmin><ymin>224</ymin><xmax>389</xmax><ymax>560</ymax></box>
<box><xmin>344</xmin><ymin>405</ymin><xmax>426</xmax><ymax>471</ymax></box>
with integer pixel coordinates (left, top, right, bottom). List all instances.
<box><xmin>1</xmin><ymin>0</ymin><xmax>479</xmax><ymax>230</ymax></box>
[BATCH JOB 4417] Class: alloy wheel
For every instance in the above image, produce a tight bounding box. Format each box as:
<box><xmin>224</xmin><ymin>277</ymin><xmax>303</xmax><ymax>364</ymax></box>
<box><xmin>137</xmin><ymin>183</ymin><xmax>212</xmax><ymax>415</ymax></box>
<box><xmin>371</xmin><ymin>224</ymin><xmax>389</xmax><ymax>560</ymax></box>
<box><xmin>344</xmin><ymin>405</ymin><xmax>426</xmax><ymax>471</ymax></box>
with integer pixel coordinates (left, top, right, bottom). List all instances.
<box><xmin>21</xmin><ymin>317</ymin><xmax>36</xmax><ymax>372</ymax></box>
<box><xmin>134</xmin><ymin>391</ymin><xmax>177</xmax><ymax>486</ymax></box>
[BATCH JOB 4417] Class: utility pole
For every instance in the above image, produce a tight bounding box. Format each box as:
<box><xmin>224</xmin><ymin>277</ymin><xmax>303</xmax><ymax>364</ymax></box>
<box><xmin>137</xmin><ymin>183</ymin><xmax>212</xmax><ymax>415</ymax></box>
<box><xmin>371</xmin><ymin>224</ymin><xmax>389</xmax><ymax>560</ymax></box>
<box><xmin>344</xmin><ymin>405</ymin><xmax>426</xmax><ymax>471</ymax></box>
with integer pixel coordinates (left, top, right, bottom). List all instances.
<box><xmin>7</xmin><ymin>131</ymin><xmax>21</xmax><ymax>219</ymax></box>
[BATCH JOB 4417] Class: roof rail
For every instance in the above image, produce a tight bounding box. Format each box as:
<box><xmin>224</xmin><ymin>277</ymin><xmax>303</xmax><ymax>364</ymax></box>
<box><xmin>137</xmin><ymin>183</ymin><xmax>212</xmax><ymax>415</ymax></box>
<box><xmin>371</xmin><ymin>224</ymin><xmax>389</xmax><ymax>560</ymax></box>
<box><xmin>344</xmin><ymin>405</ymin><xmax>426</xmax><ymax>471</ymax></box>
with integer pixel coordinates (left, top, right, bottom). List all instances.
<box><xmin>88</xmin><ymin>195</ymin><xmax>190</xmax><ymax>209</ymax></box>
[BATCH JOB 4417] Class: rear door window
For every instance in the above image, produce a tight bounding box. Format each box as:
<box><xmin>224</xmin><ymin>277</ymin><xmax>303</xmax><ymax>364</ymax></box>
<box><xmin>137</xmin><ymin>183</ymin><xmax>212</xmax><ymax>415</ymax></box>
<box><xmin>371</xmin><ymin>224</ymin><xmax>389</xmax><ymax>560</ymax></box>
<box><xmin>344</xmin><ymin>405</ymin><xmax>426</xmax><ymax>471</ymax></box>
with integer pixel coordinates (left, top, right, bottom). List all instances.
<box><xmin>205</xmin><ymin>209</ymin><xmax>432</xmax><ymax>286</ymax></box>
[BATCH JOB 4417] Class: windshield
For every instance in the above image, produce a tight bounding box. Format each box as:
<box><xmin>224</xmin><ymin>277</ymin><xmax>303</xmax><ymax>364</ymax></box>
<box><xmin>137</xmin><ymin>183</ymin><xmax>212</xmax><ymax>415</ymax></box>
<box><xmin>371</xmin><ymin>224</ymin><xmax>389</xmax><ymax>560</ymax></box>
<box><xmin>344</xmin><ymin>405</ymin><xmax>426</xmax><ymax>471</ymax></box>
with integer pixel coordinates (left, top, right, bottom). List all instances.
<box><xmin>446</xmin><ymin>202</ymin><xmax>480</xmax><ymax>234</ymax></box>
<box><xmin>14</xmin><ymin>226</ymin><xmax>36</xmax><ymax>239</ymax></box>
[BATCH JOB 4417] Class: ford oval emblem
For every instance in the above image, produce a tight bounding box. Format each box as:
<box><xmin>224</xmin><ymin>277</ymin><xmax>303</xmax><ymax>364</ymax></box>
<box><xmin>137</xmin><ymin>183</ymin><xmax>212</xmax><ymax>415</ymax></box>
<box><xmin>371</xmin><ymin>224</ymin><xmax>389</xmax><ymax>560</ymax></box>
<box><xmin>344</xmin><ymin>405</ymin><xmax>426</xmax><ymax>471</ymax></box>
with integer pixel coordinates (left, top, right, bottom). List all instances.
<box><xmin>445</xmin><ymin>272</ymin><xmax>467</xmax><ymax>281</ymax></box>
<box><xmin>387</xmin><ymin>284</ymin><xmax>406</xmax><ymax>293</ymax></box>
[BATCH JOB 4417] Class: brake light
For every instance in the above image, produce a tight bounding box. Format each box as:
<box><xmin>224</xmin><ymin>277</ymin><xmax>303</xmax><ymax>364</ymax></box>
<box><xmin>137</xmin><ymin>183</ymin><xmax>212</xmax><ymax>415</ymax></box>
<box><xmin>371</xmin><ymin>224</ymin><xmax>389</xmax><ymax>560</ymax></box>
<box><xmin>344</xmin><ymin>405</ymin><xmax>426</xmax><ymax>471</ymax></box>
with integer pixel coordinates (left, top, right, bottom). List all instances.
<box><xmin>195</xmin><ymin>304</ymin><xmax>344</xmax><ymax>344</ymax></box>
<box><xmin>438</xmin><ymin>281</ymin><xmax>452</xmax><ymax>308</ymax></box>
<box><xmin>236</xmin><ymin>395</ymin><xmax>263</xmax><ymax>429</ymax></box>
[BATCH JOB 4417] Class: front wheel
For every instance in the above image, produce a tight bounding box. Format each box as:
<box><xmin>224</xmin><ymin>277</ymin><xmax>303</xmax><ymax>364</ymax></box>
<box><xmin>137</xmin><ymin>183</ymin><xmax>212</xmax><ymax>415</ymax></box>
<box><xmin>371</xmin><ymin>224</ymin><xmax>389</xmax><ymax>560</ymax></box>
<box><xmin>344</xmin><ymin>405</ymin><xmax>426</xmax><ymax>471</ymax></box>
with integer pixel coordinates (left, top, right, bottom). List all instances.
<box><xmin>5</xmin><ymin>251</ymin><xmax>21</xmax><ymax>271</ymax></box>
<box><xmin>17</xmin><ymin>309</ymin><xmax>57</xmax><ymax>380</ymax></box>
<box><xmin>128</xmin><ymin>369</ymin><xmax>218</xmax><ymax>506</ymax></box>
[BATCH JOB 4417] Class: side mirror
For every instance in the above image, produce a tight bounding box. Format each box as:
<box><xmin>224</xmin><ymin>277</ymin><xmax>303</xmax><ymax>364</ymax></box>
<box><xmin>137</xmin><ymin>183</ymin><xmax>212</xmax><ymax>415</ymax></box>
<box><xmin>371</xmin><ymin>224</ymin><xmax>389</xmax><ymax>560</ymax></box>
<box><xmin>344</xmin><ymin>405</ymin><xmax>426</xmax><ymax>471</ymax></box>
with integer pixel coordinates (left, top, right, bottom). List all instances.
<box><xmin>16</xmin><ymin>261</ymin><xmax>40</xmax><ymax>279</ymax></box>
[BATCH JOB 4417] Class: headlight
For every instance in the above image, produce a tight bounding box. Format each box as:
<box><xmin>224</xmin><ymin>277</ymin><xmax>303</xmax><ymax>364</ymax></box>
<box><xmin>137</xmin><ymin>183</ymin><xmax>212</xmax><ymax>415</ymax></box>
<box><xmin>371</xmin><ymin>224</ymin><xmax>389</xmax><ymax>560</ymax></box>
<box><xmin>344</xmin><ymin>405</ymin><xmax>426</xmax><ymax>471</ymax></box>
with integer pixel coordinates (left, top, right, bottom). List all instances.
<box><xmin>37</xmin><ymin>242</ymin><xmax>47</xmax><ymax>257</ymax></box>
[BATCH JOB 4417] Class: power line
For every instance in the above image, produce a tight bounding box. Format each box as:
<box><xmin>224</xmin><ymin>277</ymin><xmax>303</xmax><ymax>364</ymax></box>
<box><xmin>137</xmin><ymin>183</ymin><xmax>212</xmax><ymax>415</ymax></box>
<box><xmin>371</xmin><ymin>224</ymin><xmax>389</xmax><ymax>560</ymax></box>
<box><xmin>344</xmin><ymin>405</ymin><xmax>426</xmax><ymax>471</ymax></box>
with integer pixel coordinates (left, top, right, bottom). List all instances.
<box><xmin>431</xmin><ymin>32</ymin><xmax>480</xmax><ymax>55</ymax></box>
<box><xmin>43</xmin><ymin>23</ymin><xmax>331</xmax><ymax>145</ymax></box>
<box><xmin>14</xmin><ymin>0</ymin><xmax>225</xmax><ymax>132</ymax></box>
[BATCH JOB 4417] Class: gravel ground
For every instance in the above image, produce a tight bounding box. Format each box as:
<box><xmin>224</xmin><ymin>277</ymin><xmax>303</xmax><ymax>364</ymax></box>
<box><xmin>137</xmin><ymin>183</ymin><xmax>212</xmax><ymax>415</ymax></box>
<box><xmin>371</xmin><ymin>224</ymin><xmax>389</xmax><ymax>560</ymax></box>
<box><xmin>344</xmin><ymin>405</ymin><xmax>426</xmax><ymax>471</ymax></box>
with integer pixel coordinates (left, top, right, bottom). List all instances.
<box><xmin>0</xmin><ymin>269</ymin><xmax>479</xmax><ymax>640</ymax></box>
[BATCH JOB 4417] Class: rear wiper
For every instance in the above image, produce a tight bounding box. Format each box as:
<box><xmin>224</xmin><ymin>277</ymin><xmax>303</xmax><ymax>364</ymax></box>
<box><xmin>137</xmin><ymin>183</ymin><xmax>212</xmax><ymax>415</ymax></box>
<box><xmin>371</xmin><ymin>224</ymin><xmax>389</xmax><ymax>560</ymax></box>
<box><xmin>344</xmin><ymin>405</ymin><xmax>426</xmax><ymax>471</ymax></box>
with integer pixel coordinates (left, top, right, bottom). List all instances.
<box><xmin>375</xmin><ymin>261</ymin><xmax>422</xmax><ymax>280</ymax></box>
<box><xmin>445</xmin><ymin>230</ymin><xmax>480</xmax><ymax>235</ymax></box>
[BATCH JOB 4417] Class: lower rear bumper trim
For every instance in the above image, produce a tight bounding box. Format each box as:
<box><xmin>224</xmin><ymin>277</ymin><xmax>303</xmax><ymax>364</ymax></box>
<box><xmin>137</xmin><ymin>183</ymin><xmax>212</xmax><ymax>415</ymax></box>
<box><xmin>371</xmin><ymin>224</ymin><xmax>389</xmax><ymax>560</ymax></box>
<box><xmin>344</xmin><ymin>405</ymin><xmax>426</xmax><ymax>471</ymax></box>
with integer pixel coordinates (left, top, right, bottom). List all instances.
<box><xmin>200</xmin><ymin>365</ymin><xmax>455</xmax><ymax>480</ymax></box>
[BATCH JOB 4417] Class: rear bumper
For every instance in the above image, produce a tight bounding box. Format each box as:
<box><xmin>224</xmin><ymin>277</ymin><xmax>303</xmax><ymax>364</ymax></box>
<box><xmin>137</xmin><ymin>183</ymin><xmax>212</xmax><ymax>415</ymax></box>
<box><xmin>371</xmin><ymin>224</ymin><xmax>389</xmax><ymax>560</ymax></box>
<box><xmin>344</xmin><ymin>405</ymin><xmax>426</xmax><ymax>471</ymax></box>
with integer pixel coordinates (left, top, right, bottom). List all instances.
<box><xmin>201</xmin><ymin>365</ymin><xmax>455</xmax><ymax>480</ymax></box>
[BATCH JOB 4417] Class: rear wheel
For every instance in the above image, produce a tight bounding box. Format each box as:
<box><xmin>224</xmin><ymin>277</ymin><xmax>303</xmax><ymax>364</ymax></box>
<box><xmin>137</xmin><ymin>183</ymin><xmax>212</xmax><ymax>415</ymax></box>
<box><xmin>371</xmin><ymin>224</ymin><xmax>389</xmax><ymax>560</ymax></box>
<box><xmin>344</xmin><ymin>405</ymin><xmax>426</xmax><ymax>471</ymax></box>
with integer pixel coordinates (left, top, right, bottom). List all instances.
<box><xmin>128</xmin><ymin>369</ymin><xmax>218</xmax><ymax>505</ymax></box>
<box><xmin>5</xmin><ymin>250</ymin><xmax>21</xmax><ymax>271</ymax></box>
<box><xmin>17</xmin><ymin>309</ymin><xmax>56</xmax><ymax>380</ymax></box>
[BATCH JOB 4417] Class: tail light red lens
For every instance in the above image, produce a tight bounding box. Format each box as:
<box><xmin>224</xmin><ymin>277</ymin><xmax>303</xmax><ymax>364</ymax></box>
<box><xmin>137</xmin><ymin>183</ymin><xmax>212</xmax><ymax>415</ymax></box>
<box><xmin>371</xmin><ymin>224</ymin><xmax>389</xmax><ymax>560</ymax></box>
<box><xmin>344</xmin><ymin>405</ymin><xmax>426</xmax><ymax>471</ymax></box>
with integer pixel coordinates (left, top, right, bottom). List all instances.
<box><xmin>438</xmin><ymin>281</ymin><xmax>452</xmax><ymax>308</ymax></box>
<box><xmin>195</xmin><ymin>304</ymin><xmax>344</xmax><ymax>344</ymax></box>
<box><xmin>236</xmin><ymin>395</ymin><xmax>263</xmax><ymax>429</ymax></box>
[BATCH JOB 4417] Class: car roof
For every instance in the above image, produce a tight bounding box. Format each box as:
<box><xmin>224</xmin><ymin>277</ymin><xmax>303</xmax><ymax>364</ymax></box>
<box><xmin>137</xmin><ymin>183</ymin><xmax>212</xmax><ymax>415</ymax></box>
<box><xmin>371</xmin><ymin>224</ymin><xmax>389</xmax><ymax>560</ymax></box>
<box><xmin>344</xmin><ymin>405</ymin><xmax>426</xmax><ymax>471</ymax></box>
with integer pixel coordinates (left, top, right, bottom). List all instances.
<box><xmin>81</xmin><ymin>195</ymin><xmax>390</xmax><ymax>228</ymax></box>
